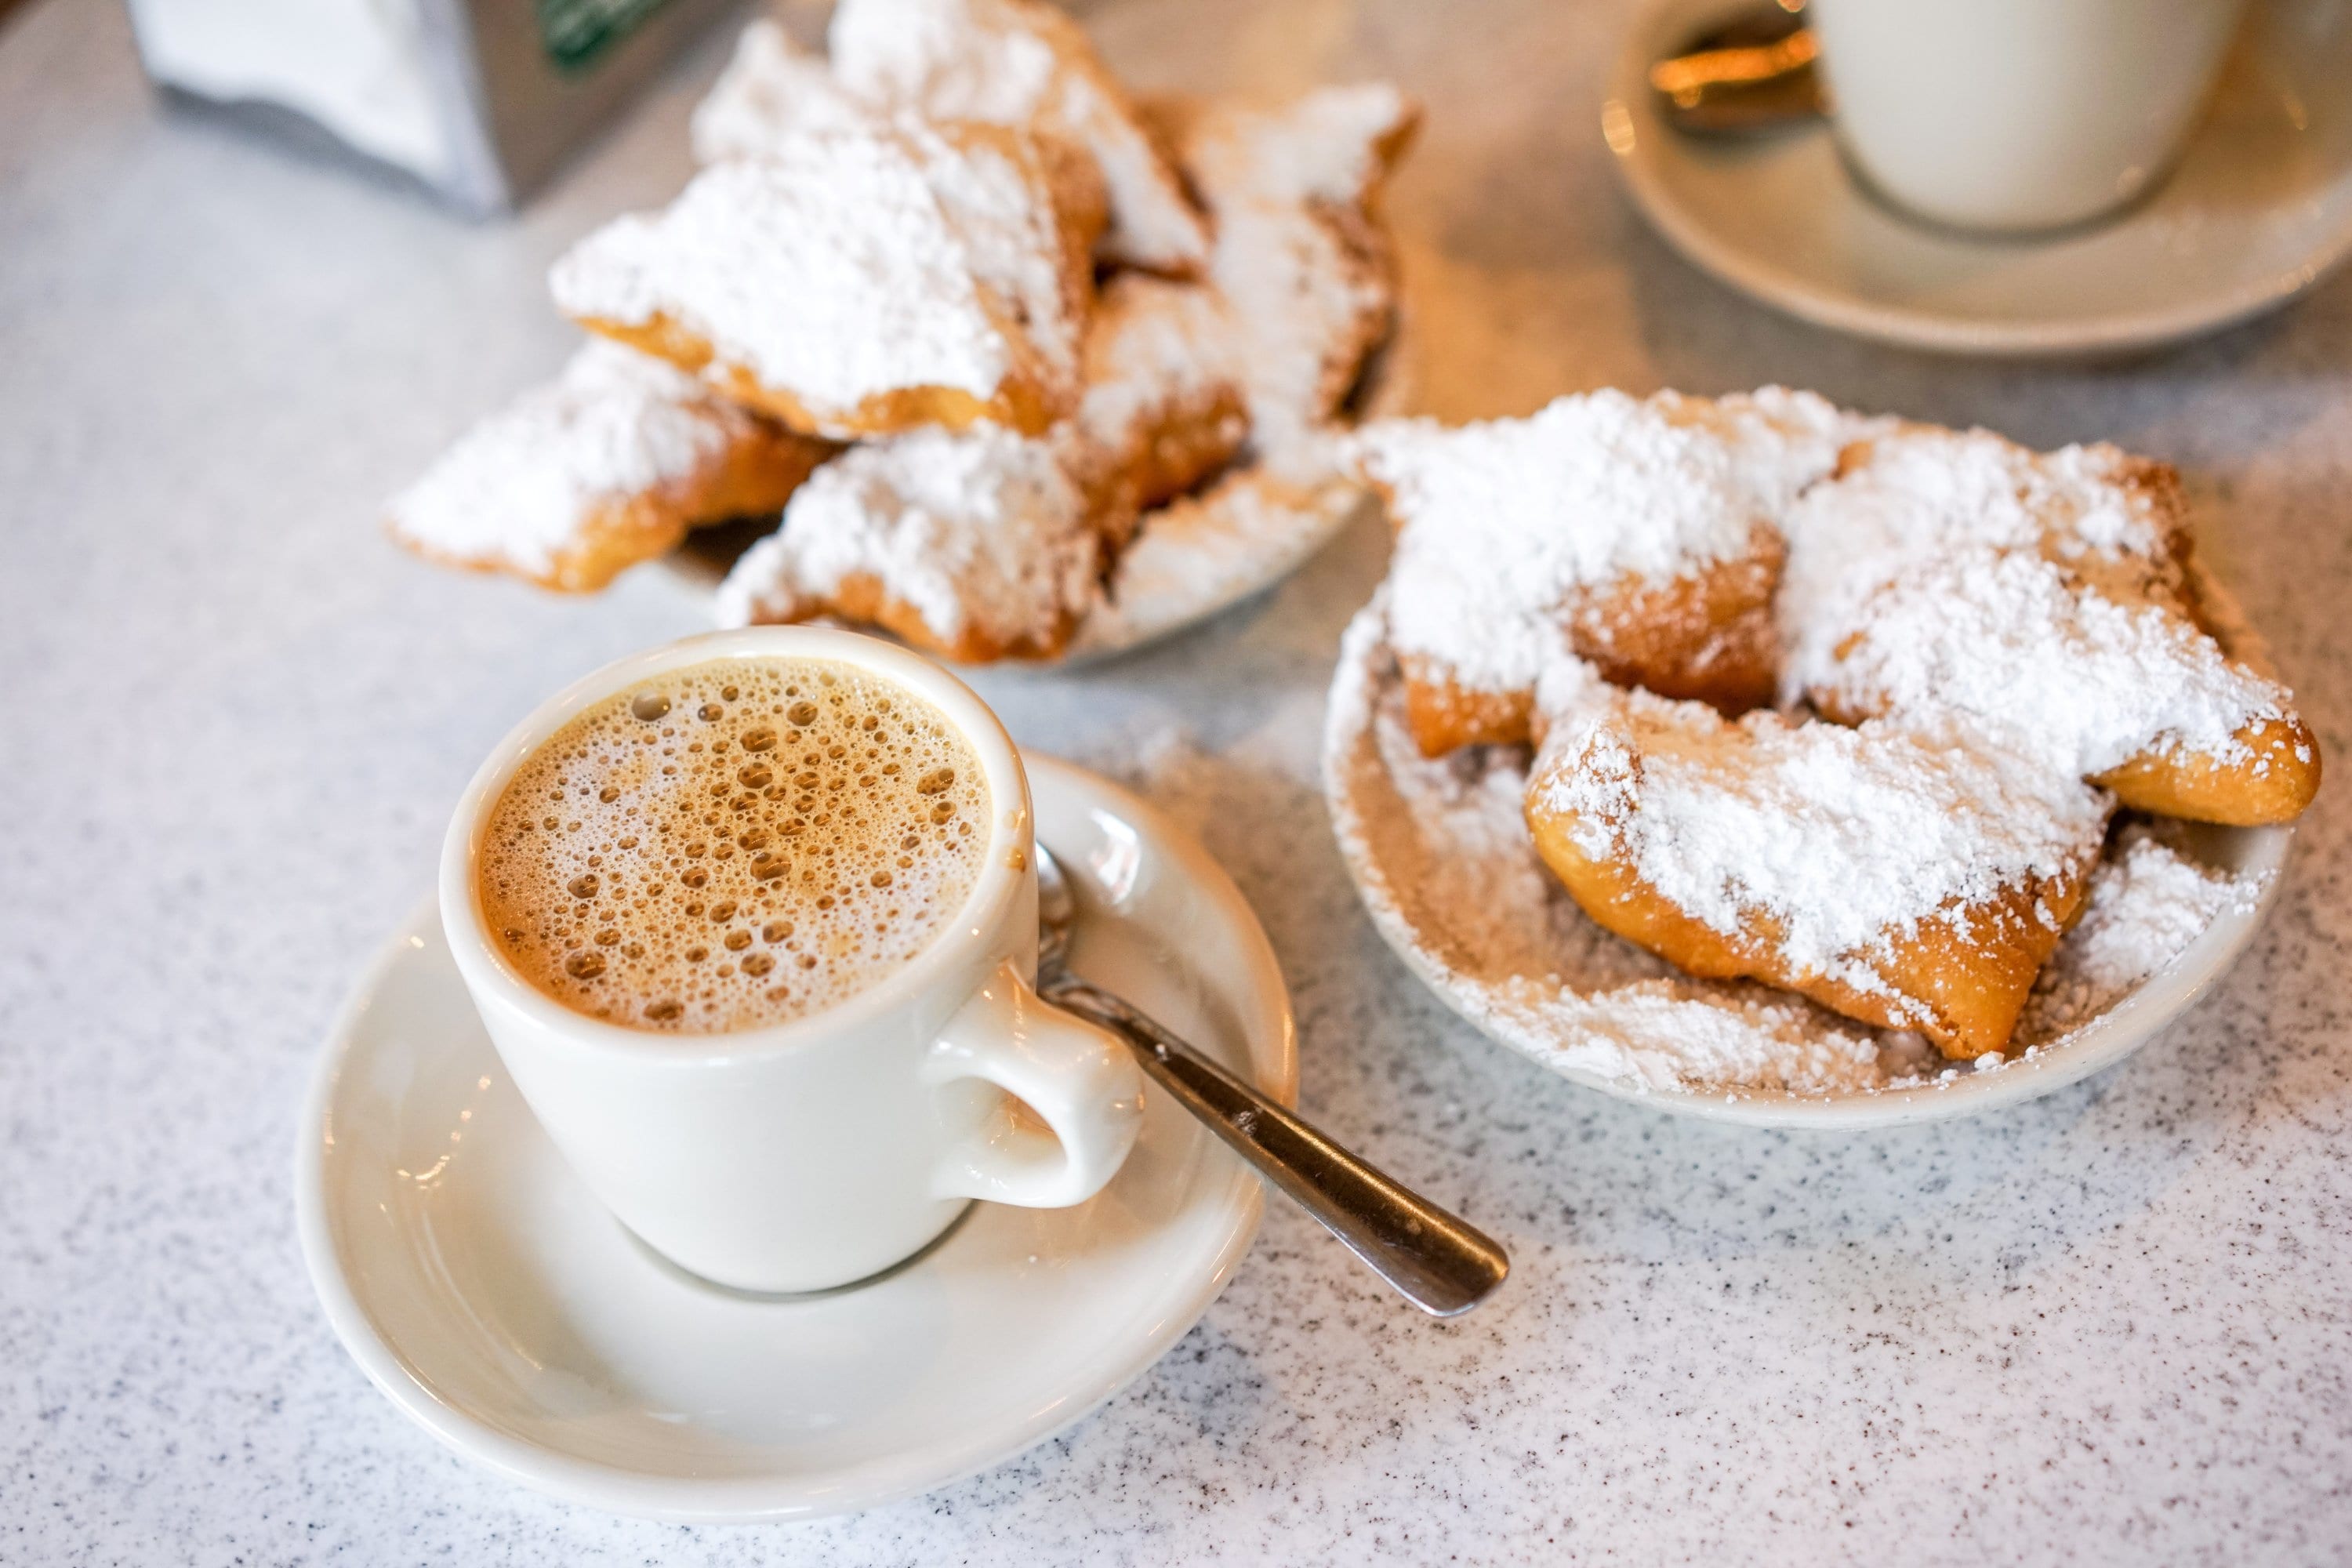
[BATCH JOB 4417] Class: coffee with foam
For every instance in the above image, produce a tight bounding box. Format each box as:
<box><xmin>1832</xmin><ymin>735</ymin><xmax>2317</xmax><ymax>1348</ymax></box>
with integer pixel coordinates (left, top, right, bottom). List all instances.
<box><xmin>477</xmin><ymin>655</ymin><xmax>989</xmax><ymax>1033</ymax></box>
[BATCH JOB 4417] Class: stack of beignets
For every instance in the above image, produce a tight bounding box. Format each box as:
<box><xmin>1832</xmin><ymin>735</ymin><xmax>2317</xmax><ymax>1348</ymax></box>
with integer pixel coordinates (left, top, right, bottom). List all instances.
<box><xmin>1346</xmin><ymin>393</ymin><xmax>2319</xmax><ymax>1059</ymax></box>
<box><xmin>387</xmin><ymin>0</ymin><xmax>1418</xmax><ymax>663</ymax></box>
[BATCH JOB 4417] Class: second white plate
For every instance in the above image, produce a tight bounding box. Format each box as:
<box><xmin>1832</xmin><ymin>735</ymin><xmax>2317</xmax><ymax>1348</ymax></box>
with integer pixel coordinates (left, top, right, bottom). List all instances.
<box><xmin>1322</xmin><ymin>601</ymin><xmax>2292</xmax><ymax>1129</ymax></box>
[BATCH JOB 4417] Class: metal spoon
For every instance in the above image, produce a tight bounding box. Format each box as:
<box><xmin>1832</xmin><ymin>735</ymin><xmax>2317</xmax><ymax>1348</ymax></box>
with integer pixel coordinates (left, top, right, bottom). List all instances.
<box><xmin>1649</xmin><ymin>0</ymin><xmax>1825</xmax><ymax>136</ymax></box>
<box><xmin>1033</xmin><ymin>846</ymin><xmax>1510</xmax><ymax>1317</ymax></box>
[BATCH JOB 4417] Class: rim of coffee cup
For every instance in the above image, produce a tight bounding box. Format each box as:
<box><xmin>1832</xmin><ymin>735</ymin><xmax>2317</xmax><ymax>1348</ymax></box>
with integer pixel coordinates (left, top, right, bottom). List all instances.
<box><xmin>437</xmin><ymin>626</ymin><xmax>1034</xmax><ymax>1063</ymax></box>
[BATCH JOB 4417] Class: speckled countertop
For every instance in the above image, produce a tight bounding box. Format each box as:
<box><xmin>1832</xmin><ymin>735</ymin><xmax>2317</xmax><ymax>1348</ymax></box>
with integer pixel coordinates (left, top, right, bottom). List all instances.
<box><xmin>5</xmin><ymin>0</ymin><xmax>2350</xmax><ymax>1562</ymax></box>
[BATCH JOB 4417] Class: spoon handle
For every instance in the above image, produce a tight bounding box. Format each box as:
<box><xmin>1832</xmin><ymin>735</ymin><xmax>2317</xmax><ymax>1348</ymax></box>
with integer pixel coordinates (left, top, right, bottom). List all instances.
<box><xmin>1040</xmin><ymin>975</ymin><xmax>1510</xmax><ymax>1317</ymax></box>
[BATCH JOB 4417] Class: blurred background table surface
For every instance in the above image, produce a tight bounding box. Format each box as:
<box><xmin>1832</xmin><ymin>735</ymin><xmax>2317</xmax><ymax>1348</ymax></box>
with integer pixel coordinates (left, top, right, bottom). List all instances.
<box><xmin>5</xmin><ymin>1</ymin><xmax>2350</xmax><ymax>1563</ymax></box>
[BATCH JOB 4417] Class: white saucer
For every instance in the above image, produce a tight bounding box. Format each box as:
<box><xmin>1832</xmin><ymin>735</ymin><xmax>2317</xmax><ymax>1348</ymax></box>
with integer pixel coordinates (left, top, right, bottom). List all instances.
<box><xmin>296</xmin><ymin>756</ymin><xmax>1296</xmax><ymax>1522</ymax></box>
<box><xmin>1603</xmin><ymin>0</ymin><xmax>2352</xmax><ymax>356</ymax></box>
<box><xmin>1323</xmin><ymin>604</ymin><xmax>2292</xmax><ymax>1129</ymax></box>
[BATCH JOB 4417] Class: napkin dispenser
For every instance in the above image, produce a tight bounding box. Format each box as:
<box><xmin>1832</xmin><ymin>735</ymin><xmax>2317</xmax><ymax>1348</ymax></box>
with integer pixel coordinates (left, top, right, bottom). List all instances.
<box><xmin>127</xmin><ymin>0</ymin><xmax>739</xmax><ymax>216</ymax></box>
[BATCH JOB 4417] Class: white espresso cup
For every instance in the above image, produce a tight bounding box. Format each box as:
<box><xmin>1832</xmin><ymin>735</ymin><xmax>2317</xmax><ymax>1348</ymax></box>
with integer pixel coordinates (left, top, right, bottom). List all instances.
<box><xmin>1809</xmin><ymin>0</ymin><xmax>2248</xmax><ymax>234</ymax></box>
<box><xmin>438</xmin><ymin>627</ymin><xmax>1145</xmax><ymax>1294</ymax></box>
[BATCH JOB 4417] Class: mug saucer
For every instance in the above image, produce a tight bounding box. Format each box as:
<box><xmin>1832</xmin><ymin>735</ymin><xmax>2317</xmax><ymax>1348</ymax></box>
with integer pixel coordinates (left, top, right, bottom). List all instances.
<box><xmin>295</xmin><ymin>755</ymin><xmax>1296</xmax><ymax>1523</ymax></box>
<box><xmin>1604</xmin><ymin>0</ymin><xmax>2352</xmax><ymax>355</ymax></box>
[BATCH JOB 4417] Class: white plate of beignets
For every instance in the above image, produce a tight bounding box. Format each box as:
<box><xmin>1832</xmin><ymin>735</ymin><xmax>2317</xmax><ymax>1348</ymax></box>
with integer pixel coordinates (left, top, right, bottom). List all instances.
<box><xmin>691</xmin><ymin>50</ymin><xmax>1419</xmax><ymax>663</ymax></box>
<box><xmin>390</xmin><ymin>2</ymin><xmax>1419</xmax><ymax>668</ymax></box>
<box><xmin>1324</xmin><ymin>391</ymin><xmax>2314</xmax><ymax>1124</ymax></box>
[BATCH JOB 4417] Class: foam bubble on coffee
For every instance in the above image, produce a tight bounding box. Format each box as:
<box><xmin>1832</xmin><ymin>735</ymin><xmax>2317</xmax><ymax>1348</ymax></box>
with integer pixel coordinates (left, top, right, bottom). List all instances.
<box><xmin>478</xmin><ymin>655</ymin><xmax>989</xmax><ymax>1032</ymax></box>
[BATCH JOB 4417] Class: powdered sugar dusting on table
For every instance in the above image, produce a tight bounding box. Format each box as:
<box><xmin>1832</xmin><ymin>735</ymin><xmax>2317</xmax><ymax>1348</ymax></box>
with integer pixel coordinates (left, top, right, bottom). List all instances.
<box><xmin>1325</xmin><ymin>601</ymin><xmax>2272</xmax><ymax>1097</ymax></box>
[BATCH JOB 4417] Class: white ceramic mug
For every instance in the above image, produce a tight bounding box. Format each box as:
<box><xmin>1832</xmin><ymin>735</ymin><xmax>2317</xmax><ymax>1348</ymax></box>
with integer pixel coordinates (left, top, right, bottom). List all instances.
<box><xmin>1809</xmin><ymin>0</ymin><xmax>2248</xmax><ymax>234</ymax></box>
<box><xmin>439</xmin><ymin>627</ymin><xmax>1145</xmax><ymax>1294</ymax></box>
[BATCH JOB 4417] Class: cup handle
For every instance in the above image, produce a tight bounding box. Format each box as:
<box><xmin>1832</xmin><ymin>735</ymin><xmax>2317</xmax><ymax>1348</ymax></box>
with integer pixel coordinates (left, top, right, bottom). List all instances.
<box><xmin>924</xmin><ymin>960</ymin><xmax>1145</xmax><ymax>1207</ymax></box>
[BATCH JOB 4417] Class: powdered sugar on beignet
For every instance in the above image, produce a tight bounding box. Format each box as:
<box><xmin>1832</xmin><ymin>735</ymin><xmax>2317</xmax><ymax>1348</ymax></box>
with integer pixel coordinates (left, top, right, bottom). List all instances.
<box><xmin>1528</xmin><ymin>665</ymin><xmax>2111</xmax><ymax>1056</ymax></box>
<box><xmin>1534</xmin><ymin>673</ymin><xmax>2107</xmax><ymax>981</ymax></box>
<box><xmin>690</xmin><ymin>20</ymin><xmax>877</xmax><ymax>164</ymax></box>
<box><xmin>552</xmin><ymin>119</ymin><xmax>1098</xmax><ymax>437</ymax></box>
<box><xmin>715</xmin><ymin>426</ymin><xmax>1102</xmax><ymax>661</ymax></box>
<box><xmin>1065</xmin><ymin>273</ymin><xmax>1246</xmax><ymax>528</ymax></box>
<box><xmin>1781</xmin><ymin>427</ymin><xmax>2316</xmax><ymax>823</ymax></box>
<box><xmin>1351</xmin><ymin>388</ymin><xmax>1863</xmax><ymax>728</ymax></box>
<box><xmin>386</xmin><ymin>341</ymin><xmax>828</xmax><ymax>592</ymax></box>
<box><xmin>1325</xmin><ymin>597</ymin><xmax>2274</xmax><ymax>1091</ymax></box>
<box><xmin>829</xmin><ymin>0</ymin><xmax>1208</xmax><ymax>274</ymax></box>
<box><xmin>1181</xmin><ymin>81</ymin><xmax>1420</xmax><ymax>211</ymax></box>
<box><xmin>1175</xmin><ymin>85</ymin><xmax>1420</xmax><ymax>472</ymax></box>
